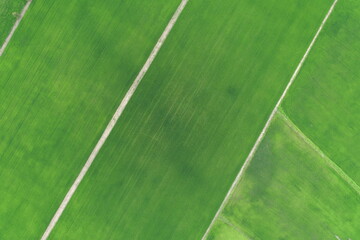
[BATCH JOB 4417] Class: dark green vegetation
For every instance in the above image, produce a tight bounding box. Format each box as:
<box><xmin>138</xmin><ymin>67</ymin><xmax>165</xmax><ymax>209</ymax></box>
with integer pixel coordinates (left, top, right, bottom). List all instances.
<box><xmin>0</xmin><ymin>0</ymin><xmax>180</xmax><ymax>238</ymax></box>
<box><xmin>208</xmin><ymin>114</ymin><xmax>360</xmax><ymax>240</ymax></box>
<box><xmin>0</xmin><ymin>0</ymin><xmax>25</xmax><ymax>44</ymax></box>
<box><xmin>208</xmin><ymin>0</ymin><xmax>360</xmax><ymax>239</ymax></box>
<box><xmin>46</xmin><ymin>0</ymin><xmax>335</xmax><ymax>239</ymax></box>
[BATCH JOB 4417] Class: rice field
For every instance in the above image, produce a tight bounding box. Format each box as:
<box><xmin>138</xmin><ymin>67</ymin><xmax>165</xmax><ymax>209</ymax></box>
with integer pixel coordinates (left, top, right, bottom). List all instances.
<box><xmin>207</xmin><ymin>0</ymin><xmax>360</xmax><ymax>238</ymax></box>
<box><xmin>0</xmin><ymin>0</ymin><xmax>358</xmax><ymax>239</ymax></box>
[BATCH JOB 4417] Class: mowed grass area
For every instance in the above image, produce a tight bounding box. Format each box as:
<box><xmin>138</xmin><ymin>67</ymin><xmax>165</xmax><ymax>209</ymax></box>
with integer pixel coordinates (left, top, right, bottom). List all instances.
<box><xmin>48</xmin><ymin>0</ymin><xmax>334</xmax><ymax>239</ymax></box>
<box><xmin>0</xmin><ymin>0</ymin><xmax>180</xmax><ymax>238</ymax></box>
<box><xmin>282</xmin><ymin>0</ymin><xmax>360</xmax><ymax>184</ymax></box>
<box><xmin>0</xmin><ymin>0</ymin><xmax>25</xmax><ymax>45</ymax></box>
<box><xmin>207</xmin><ymin>113</ymin><xmax>360</xmax><ymax>240</ymax></box>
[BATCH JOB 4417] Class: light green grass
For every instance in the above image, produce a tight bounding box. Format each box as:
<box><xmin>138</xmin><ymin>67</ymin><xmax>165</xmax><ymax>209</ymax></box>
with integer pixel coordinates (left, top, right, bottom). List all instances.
<box><xmin>0</xmin><ymin>0</ymin><xmax>180</xmax><ymax>238</ymax></box>
<box><xmin>207</xmin><ymin>219</ymin><xmax>249</xmax><ymax>240</ymax></box>
<box><xmin>0</xmin><ymin>0</ymin><xmax>26</xmax><ymax>45</ymax></box>
<box><xmin>282</xmin><ymin>0</ymin><xmax>360</xmax><ymax>184</ymax></box>
<box><xmin>208</xmin><ymin>113</ymin><xmax>360</xmax><ymax>240</ymax></box>
<box><xmin>47</xmin><ymin>0</ymin><xmax>334</xmax><ymax>239</ymax></box>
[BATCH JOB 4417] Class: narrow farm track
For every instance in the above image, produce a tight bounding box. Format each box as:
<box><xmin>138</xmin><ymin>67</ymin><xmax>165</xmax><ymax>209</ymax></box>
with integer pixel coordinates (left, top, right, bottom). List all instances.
<box><xmin>0</xmin><ymin>0</ymin><xmax>32</xmax><ymax>56</ymax></box>
<box><xmin>201</xmin><ymin>0</ymin><xmax>339</xmax><ymax>238</ymax></box>
<box><xmin>40</xmin><ymin>0</ymin><xmax>189</xmax><ymax>239</ymax></box>
<box><xmin>278</xmin><ymin>110</ymin><xmax>360</xmax><ymax>195</ymax></box>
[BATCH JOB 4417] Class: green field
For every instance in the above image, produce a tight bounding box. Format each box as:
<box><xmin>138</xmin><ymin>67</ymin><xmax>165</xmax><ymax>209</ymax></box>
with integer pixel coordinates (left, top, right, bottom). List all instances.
<box><xmin>283</xmin><ymin>0</ymin><xmax>360</xmax><ymax>184</ymax></box>
<box><xmin>45</xmin><ymin>0</ymin><xmax>334</xmax><ymax>239</ymax></box>
<box><xmin>207</xmin><ymin>0</ymin><xmax>360</xmax><ymax>238</ymax></box>
<box><xmin>0</xmin><ymin>0</ymin><xmax>358</xmax><ymax>239</ymax></box>
<box><xmin>0</xmin><ymin>0</ymin><xmax>180</xmax><ymax>238</ymax></box>
<box><xmin>208</xmin><ymin>219</ymin><xmax>249</xmax><ymax>240</ymax></box>
<box><xmin>207</xmin><ymin>113</ymin><xmax>360</xmax><ymax>240</ymax></box>
<box><xmin>0</xmin><ymin>0</ymin><xmax>25</xmax><ymax>45</ymax></box>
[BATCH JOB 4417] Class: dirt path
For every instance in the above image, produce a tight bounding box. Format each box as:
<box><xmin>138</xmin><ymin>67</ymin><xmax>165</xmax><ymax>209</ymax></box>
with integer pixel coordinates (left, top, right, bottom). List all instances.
<box><xmin>201</xmin><ymin>0</ymin><xmax>339</xmax><ymax>239</ymax></box>
<box><xmin>40</xmin><ymin>0</ymin><xmax>189</xmax><ymax>239</ymax></box>
<box><xmin>0</xmin><ymin>0</ymin><xmax>32</xmax><ymax>56</ymax></box>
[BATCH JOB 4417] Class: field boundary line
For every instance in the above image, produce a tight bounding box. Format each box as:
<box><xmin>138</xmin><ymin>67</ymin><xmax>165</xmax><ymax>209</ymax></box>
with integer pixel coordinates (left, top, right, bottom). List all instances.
<box><xmin>40</xmin><ymin>0</ymin><xmax>189</xmax><ymax>239</ymax></box>
<box><xmin>201</xmin><ymin>0</ymin><xmax>339</xmax><ymax>239</ymax></box>
<box><xmin>278</xmin><ymin>110</ymin><xmax>360</xmax><ymax>195</ymax></box>
<box><xmin>0</xmin><ymin>0</ymin><xmax>32</xmax><ymax>56</ymax></box>
<box><xmin>218</xmin><ymin>216</ymin><xmax>253</xmax><ymax>240</ymax></box>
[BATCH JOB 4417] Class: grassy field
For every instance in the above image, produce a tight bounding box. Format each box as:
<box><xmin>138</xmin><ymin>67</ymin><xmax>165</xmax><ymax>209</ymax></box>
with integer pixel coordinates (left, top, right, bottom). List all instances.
<box><xmin>208</xmin><ymin>220</ymin><xmax>249</xmax><ymax>240</ymax></box>
<box><xmin>1</xmin><ymin>0</ymin><xmax>356</xmax><ymax>239</ymax></box>
<box><xmin>0</xmin><ymin>0</ymin><xmax>25</xmax><ymax>45</ymax></box>
<box><xmin>283</xmin><ymin>0</ymin><xmax>360</xmax><ymax>185</ymax></box>
<box><xmin>207</xmin><ymin>113</ymin><xmax>360</xmax><ymax>240</ymax></box>
<box><xmin>45</xmin><ymin>0</ymin><xmax>335</xmax><ymax>239</ymax></box>
<box><xmin>207</xmin><ymin>0</ymin><xmax>360</xmax><ymax>238</ymax></box>
<box><xmin>0</xmin><ymin>0</ymin><xmax>180</xmax><ymax>238</ymax></box>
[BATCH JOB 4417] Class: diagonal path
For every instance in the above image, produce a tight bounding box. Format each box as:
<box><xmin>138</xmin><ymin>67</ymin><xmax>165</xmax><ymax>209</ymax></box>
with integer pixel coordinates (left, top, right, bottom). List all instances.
<box><xmin>201</xmin><ymin>0</ymin><xmax>339</xmax><ymax>238</ymax></box>
<box><xmin>40</xmin><ymin>0</ymin><xmax>189</xmax><ymax>239</ymax></box>
<box><xmin>0</xmin><ymin>0</ymin><xmax>32</xmax><ymax>56</ymax></box>
<box><xmin>218</xmin><ymin>216</ymin><xmax>252</xmax><ymax>240</ymax></box>
<box><xmin>278</xmin><ymin>110</ymin><xmax>360</xmax><ymax>195</ymax></box>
